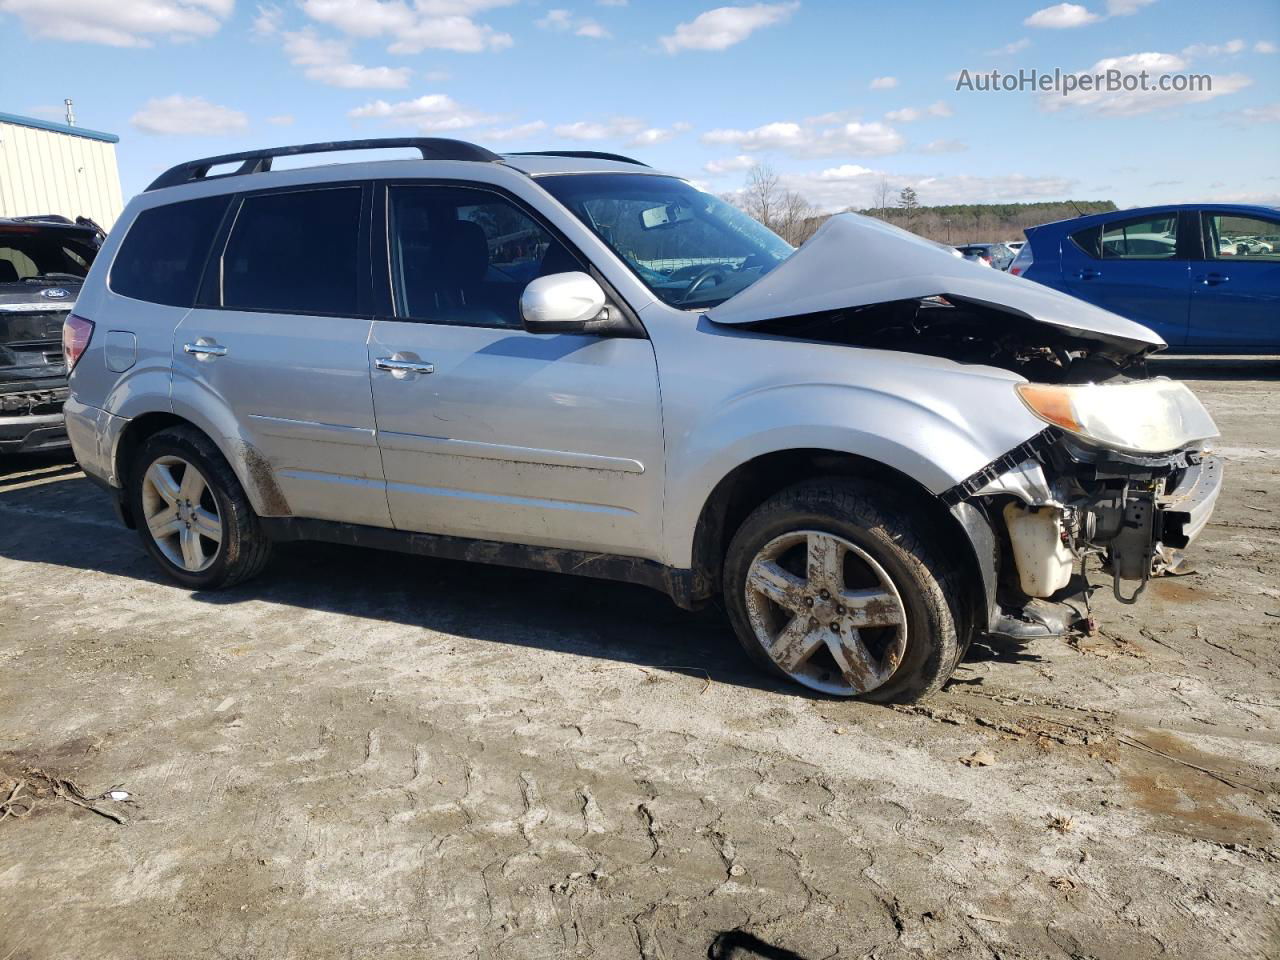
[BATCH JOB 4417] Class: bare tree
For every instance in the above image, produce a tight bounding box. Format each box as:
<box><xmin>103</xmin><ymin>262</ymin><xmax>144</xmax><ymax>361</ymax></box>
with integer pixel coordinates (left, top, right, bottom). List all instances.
<box><xmin>738</xmin><ymin>162</ymin><xmax>821</xmax><ymax>245</ymax></box>
<box><xmin>873</xmin><ymin>178</ymin><xmax>893</xmax><ymax>219</ymax></box>
<box><xmin>742</xmin><ymin>163</ymin><xmax>782</xmax><ymax>229</ymax></box>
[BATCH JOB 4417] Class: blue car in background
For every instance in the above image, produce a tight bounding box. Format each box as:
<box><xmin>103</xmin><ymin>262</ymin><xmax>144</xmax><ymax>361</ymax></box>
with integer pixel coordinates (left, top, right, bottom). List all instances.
<box><xmin>1010</xmin><ymin>203</ymin><xmax>1280</xmax><ymax>352</ymax></box>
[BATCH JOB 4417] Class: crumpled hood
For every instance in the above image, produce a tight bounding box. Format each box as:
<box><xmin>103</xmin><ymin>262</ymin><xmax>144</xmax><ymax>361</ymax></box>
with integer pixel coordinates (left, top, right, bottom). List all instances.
<box><xmin>706</xmin><ymin>213</ymin><xmax>1165</xmax><ymax>354</ymax></box>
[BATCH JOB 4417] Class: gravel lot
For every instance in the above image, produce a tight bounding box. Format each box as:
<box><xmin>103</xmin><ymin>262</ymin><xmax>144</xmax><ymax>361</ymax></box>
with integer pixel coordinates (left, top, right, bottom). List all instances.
<box><xmin>1</xmin><ymin>358</ymin><xmax>1277</xmax><ymax>960</ymax></box>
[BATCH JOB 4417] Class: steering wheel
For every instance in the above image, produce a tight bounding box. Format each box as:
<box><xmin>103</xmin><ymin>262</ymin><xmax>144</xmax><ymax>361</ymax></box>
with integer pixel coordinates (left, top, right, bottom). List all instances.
<box><xmin>678</xmin><ymin>264</ymin><xmax>730</xmax><ymax>304</ymax></box>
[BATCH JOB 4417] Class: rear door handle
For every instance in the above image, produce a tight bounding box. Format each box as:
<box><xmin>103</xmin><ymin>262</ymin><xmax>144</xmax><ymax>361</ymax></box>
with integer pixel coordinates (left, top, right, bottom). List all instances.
<box><xmin>1074</xmin><ymin>268</ymin><xmax>1102</xmax><ymax>280</ymax></box>
<box><xmin>375</xmin><ymin>356</ymin><xmax>435</xmax><ymax>376</ymax></box>
<box><xmin>1195</xmin><ymin>273</ymin><xmax>1230</xmax><ymax>286</ymax></box>
<box><xmin>183</xmin><ymin>339</ymin><xmax>227</xmax><ymax>358</ymax></box>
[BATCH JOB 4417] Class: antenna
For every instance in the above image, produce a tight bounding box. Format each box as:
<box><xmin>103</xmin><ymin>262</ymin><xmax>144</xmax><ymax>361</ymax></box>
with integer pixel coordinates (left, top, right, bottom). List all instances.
<box><xmin>64</xmin><ymin>99</ymin><xmax>76</xmax><ymax>127</ymax></box>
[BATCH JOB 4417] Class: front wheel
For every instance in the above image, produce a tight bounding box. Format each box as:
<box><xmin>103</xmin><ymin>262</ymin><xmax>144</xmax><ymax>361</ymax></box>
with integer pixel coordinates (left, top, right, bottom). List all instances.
<box><xmin>128</xmin><ymin>426</ymin><xmax>272</xmax><ymax>590</ymax></box>
<box><xmin>723</xmin><ymin>480</ymin><xmax>963</xmax><ymax>703</ymax></box>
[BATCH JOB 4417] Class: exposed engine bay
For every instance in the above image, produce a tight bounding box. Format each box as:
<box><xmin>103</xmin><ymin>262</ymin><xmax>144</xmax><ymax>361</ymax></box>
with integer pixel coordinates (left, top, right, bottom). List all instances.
<box><xmin>747</xmin><ymin>295</ymin><xmax>1154</xmax><ymax>384</ymax></box>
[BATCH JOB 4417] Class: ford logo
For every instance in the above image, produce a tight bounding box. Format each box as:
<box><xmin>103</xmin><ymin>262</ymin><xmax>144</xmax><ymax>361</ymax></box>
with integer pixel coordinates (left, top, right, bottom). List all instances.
<box><xmin>41</xmin><ymin>287</ymin><xmax>71</xmax><ymax>300</ymax></box>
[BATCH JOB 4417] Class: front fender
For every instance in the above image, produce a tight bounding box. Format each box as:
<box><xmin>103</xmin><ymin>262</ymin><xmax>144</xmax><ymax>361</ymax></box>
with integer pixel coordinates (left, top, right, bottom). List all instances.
<box><xmin>662</xmin><ymin>379</ymin><xmax>1043</xmax><ymax>567</ymax></box>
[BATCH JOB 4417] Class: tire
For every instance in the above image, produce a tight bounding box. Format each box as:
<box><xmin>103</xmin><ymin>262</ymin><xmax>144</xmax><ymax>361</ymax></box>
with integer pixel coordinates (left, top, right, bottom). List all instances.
<box><xmin>723</xmin><ymin>479</ymin><xmax>962</xmax><ymax>703</ymax></box>
<box><xmin>128</xmin><ymin>426</ymin><xmax>271</xmax><ymax>590</ymax></box>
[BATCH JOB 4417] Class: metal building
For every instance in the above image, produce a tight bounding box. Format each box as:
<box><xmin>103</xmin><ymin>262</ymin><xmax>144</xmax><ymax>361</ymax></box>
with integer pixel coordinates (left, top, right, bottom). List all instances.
<box><xmin>0</xmin><ymin>109</ymin><xmax>124</xmax><ymax>229</ymax></box>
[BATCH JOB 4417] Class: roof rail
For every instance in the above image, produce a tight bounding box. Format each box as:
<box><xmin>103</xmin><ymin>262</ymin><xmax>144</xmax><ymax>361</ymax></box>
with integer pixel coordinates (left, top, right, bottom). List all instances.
<box><xmin>146</xmin><ymin>138</ymin><xmax>502</xmax><ymax>192</ymax></box>
<box><xmin>510</xmin><ymin>150</ymin><xmax>649</xmax><ymax>167</ymax></box>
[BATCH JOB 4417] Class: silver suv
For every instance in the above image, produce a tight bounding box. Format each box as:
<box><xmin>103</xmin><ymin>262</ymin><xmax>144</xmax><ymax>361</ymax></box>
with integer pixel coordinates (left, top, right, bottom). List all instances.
<box><xmin>64</xmin><ymin>138</ymin><xmax>1223</xmax><ymax>702</ymax></box>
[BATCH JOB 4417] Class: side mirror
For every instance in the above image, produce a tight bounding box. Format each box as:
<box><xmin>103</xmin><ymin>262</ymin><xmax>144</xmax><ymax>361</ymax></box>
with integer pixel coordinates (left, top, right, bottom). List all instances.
<box><xmin>520</xmin><ymin>271</ymin><xmax>607</xmax><ymax>333</ymax></box>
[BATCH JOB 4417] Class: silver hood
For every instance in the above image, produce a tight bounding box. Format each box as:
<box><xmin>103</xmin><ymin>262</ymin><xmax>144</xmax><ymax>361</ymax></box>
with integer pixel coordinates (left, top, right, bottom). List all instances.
<box><xmin>706</xmin><ymin>213</ymin><xmax>1165</xmax><ymax>354</ymax></box>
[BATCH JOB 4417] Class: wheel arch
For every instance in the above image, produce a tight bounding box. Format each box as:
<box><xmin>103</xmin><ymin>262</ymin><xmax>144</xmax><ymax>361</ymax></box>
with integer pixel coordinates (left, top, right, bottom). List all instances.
<box><xmin>688</xmin><ymin>448</ymin><xmax>994</xmax><ymax>638</ymax></box>
<box><xmin>113</xmin><ymin>412</ymin><xmax>288</xmax><ymax>525</ymax></box>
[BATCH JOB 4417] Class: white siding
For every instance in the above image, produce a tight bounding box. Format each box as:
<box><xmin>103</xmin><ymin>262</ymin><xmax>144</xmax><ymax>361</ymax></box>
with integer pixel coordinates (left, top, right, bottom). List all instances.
<box><xmin>0</xmin><ymin>121</ymin><xmax>124</xmax><ymax>229</ymax></box>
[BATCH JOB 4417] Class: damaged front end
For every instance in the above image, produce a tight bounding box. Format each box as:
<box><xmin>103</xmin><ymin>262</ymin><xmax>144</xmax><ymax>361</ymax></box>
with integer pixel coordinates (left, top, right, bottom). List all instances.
<box><xmin>946</xmin><ymin>427</ymin><xmax>1222</xmax><ymax>642</ymax></box>
<box><xmin>705</xmin><ymin>212</ymin><xmax>1224</xmax><ymax>643</ymax></box>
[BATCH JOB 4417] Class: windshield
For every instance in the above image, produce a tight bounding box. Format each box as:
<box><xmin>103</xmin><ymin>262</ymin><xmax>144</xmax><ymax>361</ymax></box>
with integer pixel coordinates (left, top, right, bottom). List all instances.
<box><xmin>539</xmin><ymin>174</ymin><xmax>794</xmax><ymax>309</ymax></box>
<box><xmin>0</xmin><ymin>227</ymin><xmax>99</xmax><ymax>285</ymax></box>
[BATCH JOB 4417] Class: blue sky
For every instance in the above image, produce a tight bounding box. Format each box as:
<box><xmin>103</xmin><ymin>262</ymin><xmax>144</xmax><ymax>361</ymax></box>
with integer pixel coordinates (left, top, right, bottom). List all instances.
<box><xmin>4</xmin><ymin>0</ymin><xmax>1278</xmax><ymax>209</ymax></box>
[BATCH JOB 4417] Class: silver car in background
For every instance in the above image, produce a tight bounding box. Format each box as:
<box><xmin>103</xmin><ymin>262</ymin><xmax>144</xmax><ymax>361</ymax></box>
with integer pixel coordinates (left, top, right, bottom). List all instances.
<box><xmin>63</xmin><ymin>139</ymin><xmax>1222</xmax><ymax>702</ymax></box>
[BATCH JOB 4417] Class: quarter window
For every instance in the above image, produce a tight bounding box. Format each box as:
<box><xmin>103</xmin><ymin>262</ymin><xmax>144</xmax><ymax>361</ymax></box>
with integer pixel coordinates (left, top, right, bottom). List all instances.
<box><xmin>110</xmin><ymin>197</ymin><xmax>227</xmax><ymax>306</ymax></box>
<box><xmin>222</xmin><ymin>187</ymin><xmax>362</xmax><ymax>315</ymax></box>
<box><xmin>388</xmin><ymin>185</ymin><xmax>582</xmax><ymax>328</ymax></box>
<box><xmin>1202</xmin><ymin>213</ymin><xmax>1280</xmax><ymax>261</ymax></box>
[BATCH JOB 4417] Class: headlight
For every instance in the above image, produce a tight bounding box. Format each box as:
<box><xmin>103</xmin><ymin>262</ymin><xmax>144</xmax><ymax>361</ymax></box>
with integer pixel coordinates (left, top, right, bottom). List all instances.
<box><xmin>1016</xmin><ymin>378</ymin><xmax>1218</xmax><ymax>454</ymax></box>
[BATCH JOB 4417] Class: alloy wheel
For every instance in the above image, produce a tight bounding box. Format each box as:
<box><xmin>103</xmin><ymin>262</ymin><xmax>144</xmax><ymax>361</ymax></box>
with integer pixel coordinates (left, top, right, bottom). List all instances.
<box><xmin>140</xmin><ymin>455</ymin><xmax>223</xmax><ymax>573</ymax></box>
<box><xmin>743</xmin><ymin>529</ymin><xmax>908</xmax><ymax>695</ymax></box>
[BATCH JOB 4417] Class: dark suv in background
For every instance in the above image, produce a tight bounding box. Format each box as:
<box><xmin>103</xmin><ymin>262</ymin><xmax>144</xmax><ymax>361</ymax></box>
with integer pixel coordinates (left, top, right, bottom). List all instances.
<box><xmin>0</xmin><ymin>215</ymin><xmax>103</xmax><ymax>453</ymax></box>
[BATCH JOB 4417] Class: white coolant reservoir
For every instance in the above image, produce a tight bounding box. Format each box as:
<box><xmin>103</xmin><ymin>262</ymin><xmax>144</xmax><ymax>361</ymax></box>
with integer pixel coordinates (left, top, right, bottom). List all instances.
<box><xmin>1002</xmin><ymin>502</ymin><xmax>1075</xmax><ymax>597</ymax></box>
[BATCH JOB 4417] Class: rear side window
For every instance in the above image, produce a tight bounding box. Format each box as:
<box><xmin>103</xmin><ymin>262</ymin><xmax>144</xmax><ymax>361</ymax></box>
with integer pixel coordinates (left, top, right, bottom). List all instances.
<box><xmin>110</xmin><ymin>197</ymin><xmax>227</xmax><ymax>306</ymax></box>
<box><xmin>221</xmin><ymin>187</ymin><xmax>362</xmax><ymax>315</ymax></box>
<box><xmin>1099</xmin><ymin>214</ymin><xmax>1178</xmax><ymax>260</ymax></box>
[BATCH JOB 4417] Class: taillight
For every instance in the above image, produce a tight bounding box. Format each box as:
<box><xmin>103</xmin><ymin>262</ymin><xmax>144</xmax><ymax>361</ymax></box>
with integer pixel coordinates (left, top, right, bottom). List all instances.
<box><xmin>62</xmin><ymin>313</ymin><xmax>94</xmax><ymax>371</ymax></box>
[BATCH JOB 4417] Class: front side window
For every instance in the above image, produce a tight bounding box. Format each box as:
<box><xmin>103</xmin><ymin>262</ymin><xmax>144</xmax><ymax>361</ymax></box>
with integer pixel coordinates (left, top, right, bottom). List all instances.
<box><xmin>1202</xmin><ymin>212</ymin><xmax>1280</xmax><ymax>261</ymax></box>
<box><xmin>539</xmin><ymin>174</ymin><xmax>794</xmax><ymax>309</ymax></box>
<box><xmin>1096</xmin><ymin>213</ymin><xmax>1179</xmax><ymax>260</ymax></box>
<box><xmin>222</xmin><ymin>187</ymin><xmax>362</xmax><ymax>315</ymax></box>
<box><xmin>110</xmin><ymin>197</ymin><xmax>227</xmax><ymax>306</ymax></box>
<box><xmin>388</xmin><ymin>184</ymin><xmax>583</xmax><ymax>328</ymax></box>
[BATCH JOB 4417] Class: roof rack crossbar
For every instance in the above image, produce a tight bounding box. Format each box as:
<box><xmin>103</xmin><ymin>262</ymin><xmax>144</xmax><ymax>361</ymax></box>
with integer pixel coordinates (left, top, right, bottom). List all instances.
<box><xmin>146</xmin><ymin>138</ymin><xmax>503</xmax><ymax>191</ymax></box>
<box><xmin>511</xmin><ymin>150</ymin><xmax>649</xmax><ymax>167</ymax></box>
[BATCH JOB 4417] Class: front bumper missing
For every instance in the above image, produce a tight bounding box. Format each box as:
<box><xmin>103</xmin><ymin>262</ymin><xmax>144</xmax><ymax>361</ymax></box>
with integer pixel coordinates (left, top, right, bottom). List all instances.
<box><xmin>946</xmin><ymin>437</ymin><xmax>1224</xmax><ymax>641</ymax></box>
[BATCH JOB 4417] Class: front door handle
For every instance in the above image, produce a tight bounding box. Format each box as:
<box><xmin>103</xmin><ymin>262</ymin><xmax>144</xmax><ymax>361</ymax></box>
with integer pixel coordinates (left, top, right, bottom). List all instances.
<box><xmin>375</xmin><ymin>356</ymin><xmax>435</xmax><ymax>376</ymax></box>
<box><xmin>183</xmin><ymin>339</ymin><xmax>227</xmax><ymax>358</ymax></box>
<box><xmin>1074</xmin><ymin>268</ymin><xmax>1102</xmax><ymax>280</ymax></box>
<box><xmin>1195</xmin><ymin>273</ymin><xmax>1230</xmax><ymax>286</ymax></box>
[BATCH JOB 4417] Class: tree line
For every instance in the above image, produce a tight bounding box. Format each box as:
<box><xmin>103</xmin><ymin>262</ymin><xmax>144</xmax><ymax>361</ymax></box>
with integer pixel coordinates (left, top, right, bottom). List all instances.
<box><xmin>727</xmin><ymin>163</ymin><xmax>1116</xmax><ymax>247</ymax></box>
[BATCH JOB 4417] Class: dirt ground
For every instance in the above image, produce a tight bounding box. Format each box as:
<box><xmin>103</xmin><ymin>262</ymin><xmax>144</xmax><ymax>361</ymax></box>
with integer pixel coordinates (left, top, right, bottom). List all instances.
<box><xmin>1</xmin><ymin>357</ymin><xmax>1277</xmax><ymax>960</ymax></box>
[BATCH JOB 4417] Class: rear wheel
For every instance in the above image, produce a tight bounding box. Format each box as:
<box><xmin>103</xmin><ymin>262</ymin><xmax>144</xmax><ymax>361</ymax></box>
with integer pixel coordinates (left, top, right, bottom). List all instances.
<box><xmin>723</xmin><ymin>479</ymin><xmax>961</xmax><ymax>702</ymax></box>
<box><xmin>129</xmin><ymin>426</ymin><xmax>271</xmax><ymax>590</ymax></box>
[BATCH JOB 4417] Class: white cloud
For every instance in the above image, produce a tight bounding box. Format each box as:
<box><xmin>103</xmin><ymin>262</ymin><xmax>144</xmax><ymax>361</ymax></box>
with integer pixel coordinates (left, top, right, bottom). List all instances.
<box><xmin>576</xmin><ymin>18</ymin><xmax>609</xmax><ymax>38</ymax></box>
<box><xmin>598</xmin><ymin>0</ymin><xmax>626</xmax><ymax>5</ymax></box>
<box><xmin>299</xmin><ymin>0</ymin><xmax>515</xmax><ymax>53</ymax></box>
<box><xmin>1105</xmin><ymin>0</ymin><xmax>1155</xmax><ymax>13</ymax></box>
<box><xmin>548</xmin><ymin>117</ymin><xmax>690</xmax><ymax>145</ymax></box>
<box><xmin>869</xmin><ymin>76</ymin><xmax>898</xmax><ymax>89</ymax></box>
<box><xmin>884</xmin><ymin>101</ymin><xmax>953</xmax><ymax>123</ymax></box>
<box><xmin>629</xmin><ymin>122</ymin><xmax>692</xmax><ymax>145</ymax></box>
<box><xmin>1256</xmin><ymin>41</ymin><xmax>1276</xmax><ymax>54</ymax></box>
<box><xmin>1221</xmin><ymin>102</ymin><xmax>1280</xmax><ymax>126</ymax></box>
<box><xmin>1182</xmin><ymin>39</ymin><xmax>1245</xmax><ymax>58</ymax></box>
<box><xmin>282</xmin><ymin>28</ymin><xmax>411</xmax><ymax>88</ymax></box>
<box><xmin>919</xmin><ymin>138</ymin><xmax>968</xmax><ymax>154</ymax></box>
<box><xmin>537</xmin><ymin>8</ymin><xmax>611</xmax><ymax>38</ymax></box>
<box><xmin>481</xmin><ymin>120</ymin><xmax>548</xmax><ymax>141</ymax></box>
<box><xmin>1040</xmin><ymin>52</ymin><xmax>1252</xmax><ymax>115</ymax></box>
<box><xmin>537</xmin><ymin>8</ymin><xmax>572</xmax><ymax>29</ymax></box>
<box><xmin>704</xmin><ymin>154</ymin><xmax>757</xmax><ymax>174</ymax></box>
<box><xmin>349</xmin><ymin>94</ymin><xmax>499</xmax><ymax>132</ymax></box>
<box><xmin>267</xmin><ymin>114</ymin><xmax>295</xmax><ymax>126</ymax></box>
<box><xmin>131</xmin><ymin>94</ymin><xmax>248</xmax><ymax>135</ymax></box>
<box><xmin>0</xmin><ymin>0</ymin><xmax>233</xmax><ymax>47</ymax></box>
<box><xmin>252</xmin><ymin>4</ymin><xmax>283</xmax><ymax>37</ymax></box>
<box><xmin>553</xmin><ymin>117</ymin><xmax>643</xmax><ymax>140</ymax></box>
<box><xmin>1024</xmin><ymin>3</ymin><xmax>1100</xmax><ymax>28</ymax></box>
<box><xmin>986</xmin><ymin>37</ymin><xmax>1030</xmax><ymax>55</ymax></box>
<box><xmin>702</xmin><ymin>118</ymin><xmax>905</xmax><ymax>156</ymax></box>
<box><xmin>659</xmin><ymin>2</ymin><xmax>798</xmax><ymax>54</ymax></box>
